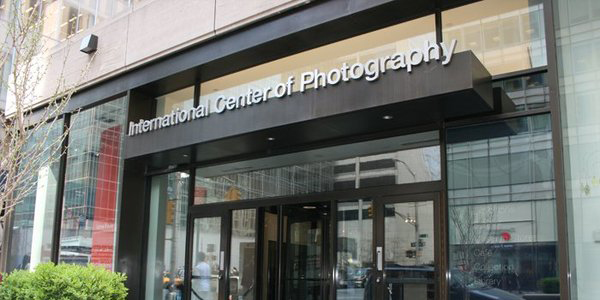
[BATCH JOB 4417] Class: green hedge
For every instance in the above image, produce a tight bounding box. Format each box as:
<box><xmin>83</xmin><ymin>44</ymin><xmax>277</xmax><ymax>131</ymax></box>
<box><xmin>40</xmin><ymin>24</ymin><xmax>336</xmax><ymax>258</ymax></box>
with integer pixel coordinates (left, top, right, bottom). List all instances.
<box><xmin>0</xmin><ymin>263</ymin><xmax>128</xmax><ymax>300</ymax></box>
<box><xmin>538</xmin><ymin>277</ymin><xmax>560</xmax><ymax>294</ymax></box>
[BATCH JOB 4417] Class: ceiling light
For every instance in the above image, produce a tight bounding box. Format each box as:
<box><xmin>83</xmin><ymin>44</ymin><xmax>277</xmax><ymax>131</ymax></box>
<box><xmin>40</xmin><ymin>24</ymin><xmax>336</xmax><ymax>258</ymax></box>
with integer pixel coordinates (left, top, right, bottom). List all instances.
<box><xmin>382</xmin><ymin>115</ymin><xmax>393</xmax><ymax>120</ymax></box>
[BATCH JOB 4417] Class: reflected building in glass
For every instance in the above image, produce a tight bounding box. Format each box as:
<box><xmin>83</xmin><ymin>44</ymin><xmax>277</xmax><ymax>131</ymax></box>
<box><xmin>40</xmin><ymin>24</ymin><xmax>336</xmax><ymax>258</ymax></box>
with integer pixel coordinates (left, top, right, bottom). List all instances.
<box><xmin>3</xmin><ymin>0</ymin><xmax>600</xmax><ymax>300</ymax></box>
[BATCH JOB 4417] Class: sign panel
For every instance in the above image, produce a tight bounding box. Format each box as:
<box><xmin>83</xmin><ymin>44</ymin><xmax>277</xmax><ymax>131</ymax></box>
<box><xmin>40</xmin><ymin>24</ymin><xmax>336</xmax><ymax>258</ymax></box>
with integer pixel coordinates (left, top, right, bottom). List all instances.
<box><xmin>127</xmin><ymin>40</ymin><xmax>457</xmax><ymax>137</ymax></box>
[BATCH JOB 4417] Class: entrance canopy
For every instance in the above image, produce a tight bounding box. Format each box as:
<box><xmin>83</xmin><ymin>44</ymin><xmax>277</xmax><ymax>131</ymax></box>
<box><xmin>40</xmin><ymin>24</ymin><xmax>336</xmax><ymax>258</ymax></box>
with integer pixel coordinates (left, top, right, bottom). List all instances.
<box><xmin>124</xmin><ymin>52</ymin><xmax>495</xmax><ymax>169</ymax></box>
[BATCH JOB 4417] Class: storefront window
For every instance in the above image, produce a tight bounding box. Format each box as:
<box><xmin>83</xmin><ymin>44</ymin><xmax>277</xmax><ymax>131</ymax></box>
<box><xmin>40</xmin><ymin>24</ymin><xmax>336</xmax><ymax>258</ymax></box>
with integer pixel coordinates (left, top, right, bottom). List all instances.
<box><xmin>229</xmin><ymin>209</ymin><xmax>256</xmax><ymax>299</ymax></box>
<box><xmin>59</xmin><ymin>96</ymin><xmax>128</xmax><ymax>269</ymax></box>
<box><xmin>6</xmin><ymin>120</ymin><xmax>63</xmax><ymax>272</ymax></box>
<box><xmin>443</xmin><ymin>0</ymin><xmax>547</xmax><ymax>75</ymax></box>
<box><xmin>447</xmin><ymin>115</ymin><xmax>558</xmax><ymax>299</ymax></box>
<box><xmin>200</xmin><ymin>15</ymin><xmax>435</xmax><ymax>106</ymax></box>
<box><xmin>155</xmin><ymin>86</ymin><xmax>195</xmax><ymax>117</ymax></box>
<box><xmin>146</xmin><ymin>172</ymin><xmax>189</xmax><ymax>300</ymax></box>
<box><xmin>336</xmin><ymin>200</ymin><xmax>373</xmax><ymax>300</ymax></box>
<box><xmin>194</xmin><ymin>132</ymin><xmax>440</xmax><ymax>204</ymax></box>
<box><xmin>493</xmin><ymin>72</ymin><xmax>550</xmax><ymax>111</ymax></box>
<box><xmin>554</xmin><ymin>0</ymin><xmax>600</xmax><ymax>299</ymax></box>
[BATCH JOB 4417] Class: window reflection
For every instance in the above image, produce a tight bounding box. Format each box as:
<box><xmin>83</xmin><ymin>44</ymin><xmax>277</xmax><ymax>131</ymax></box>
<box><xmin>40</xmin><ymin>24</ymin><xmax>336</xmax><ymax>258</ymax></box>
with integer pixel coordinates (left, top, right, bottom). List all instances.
<box><xmin>230</xmin><ymin>209</ymin><xmax>256</xmax><ymax>300</ymax></box>
<box><xmin>194</xmin><ymin>133</ymin><xmax>440</xmax><ymax>204</ymax></box>
<box><xmin>336</xmin><ymin>200</ymin><xmax>373</xmax><ymax>300</ymax></box>
<box><xmin>200</xmin><ymin>15</ymin><xmax>435</xmax><ymax>103</ymax></box>
<box><xmin>59</xmin><ymin>97</ymin><xmax>128</xmax><ymax>269</ymax></box>
<box><xmin>6</xmin><ymin>121</ymin><xmax>63</xmax><ymax>272</ymax></box>
<box><xmin>447</xmin><ymin>115</ymin><xmax>558</xmax><ymax>299</ymax></box>
<box><xmin>146</xmin><ymin>172</ymin><xmax>189</xmax><ymax>300</ymax></box>
<box><xmin>492</xmin><ymin>72</ymin><xmax>550</xmax><ymax>111</ymax></box>
<box><xmin>155</xmin><ymin>86</ymin><xmax>195</xmax><ymax>117</ymax></box>
<box><xmin>443</xmin><ymin>0</ymin><xmax>547</xmax><ymax>75</ymax></box>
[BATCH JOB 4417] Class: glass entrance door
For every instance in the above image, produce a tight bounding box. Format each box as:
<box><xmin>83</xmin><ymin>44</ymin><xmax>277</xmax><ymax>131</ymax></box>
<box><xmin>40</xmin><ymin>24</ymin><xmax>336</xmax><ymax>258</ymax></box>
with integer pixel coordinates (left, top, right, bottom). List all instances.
<box><xmin>190</xmin><ymin>216</ymin><xmax>225</xmax><ymax>300</ymax></box>
<box><xmin>373</xmin><ymin>194</ymin><xmax>437</xmax><ymax>300</ymax></box>
<box><xmin>282</xmin><ymin>203</ymin><xmax>330</xmax><ymax>300</ymax></box>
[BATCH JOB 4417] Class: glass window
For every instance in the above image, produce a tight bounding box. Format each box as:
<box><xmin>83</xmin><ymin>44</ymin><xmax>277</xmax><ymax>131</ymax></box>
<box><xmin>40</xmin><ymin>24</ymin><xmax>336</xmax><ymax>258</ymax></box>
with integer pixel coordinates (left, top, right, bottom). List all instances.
<box><xmin>492</xmin><ymin>72</ymin><xmax>550</xmax><ymax>111</ymax></box>
<box><xmin>443</xmin><ymin>0</ymin><xmax>547</xmax><ymax>75</ymax></box>
<box><xmin>59</xmin><ymin>2</ymin><xmax>79</xmax><ymax>40</ymax></box>
<box><xmin>384</xmin><ymin>201</ymin><xmax>435</xmax><ymax>300</ymax></box>
<box><xmin>260</xmin><ymin>206</ymin><xmax>278</xmax><ymax>300</ymax></box>
<box><xmin>58</xmin><ymin>96</ymin><xmax>128</xmax><ymax>269</ymax></box>
<box><xmin>554</xmin><ymin>0</ymin><xmax>600</xmax><ymax>298</ymax></box>
<box><xmin>146</xmin><ymin>172</ymin><xmax>189</xmax><ymax>300</ymax></box>
<box><xmin>156</xmin><ymin>86</ymin><xmax>195</xmax><ymax>117</ymax></box>
<box><xmin>200</xmin><ymin>15</ymin><xmax>435</xmax><ymax>105</ymax></box>
<box><xmin>229</xmin><ymin>209</ymin><xmax>256</xmax><ymax>299</ymax></box>
<box><xmin>6</xmin><ymin>120</ymin><xmax>63</xmax><ymax>272</ymax></box>
<box><xmin>336</xmin><ymin>200</ymin><xmax>373</xmax><ymax>300</ymax></box>
<box><xmin>31</xmin><ymin>0</ymin><xmax>133</xmax><ymax>41</ymax></box>
<box><xmin>446</xmin><ymin>115</ymin><xmax>558</xmax><ymax>299</ymax></box>
<box><xmin>194</xmin><ymin>132</ymin><xmax>440</xmax><ymax>204</ymax></box>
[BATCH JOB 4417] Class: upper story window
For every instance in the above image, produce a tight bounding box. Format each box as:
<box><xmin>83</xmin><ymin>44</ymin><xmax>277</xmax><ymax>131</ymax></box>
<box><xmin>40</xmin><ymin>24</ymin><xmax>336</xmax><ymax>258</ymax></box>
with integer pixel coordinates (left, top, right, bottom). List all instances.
<box><xmin>155</xmin><ymin>86</ymin><xmax>195</xmax><ymax>116</ymax></box>
<box><xmin>200</xmin><ymin>15</ymin><xmax>436</xmax><ymax>106</ymax></box>
<box><xmin>0</xmin><ymin>0</ymin><xmax>134</xmax><ymax>43</ymax></box>
<box><xmin>443</xmin><ymin>0</ymin><xmax>547</xmax><ymax>75</ymax></box>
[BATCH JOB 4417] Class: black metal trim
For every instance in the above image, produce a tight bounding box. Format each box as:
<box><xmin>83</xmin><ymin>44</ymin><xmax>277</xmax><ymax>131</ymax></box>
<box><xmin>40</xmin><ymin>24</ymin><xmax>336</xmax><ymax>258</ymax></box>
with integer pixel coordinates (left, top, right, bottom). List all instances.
<box><xmin>439</xmin><ymin>125</ymin><xmax>449</xmax><ymax>300</ymax></box>
<box><xmin>51</xmin><ymin>113</ymin><xmax>71</xmax><ymax>263</ymax></box>
<box><xmin>142</xmin><ymin>122</ymin><xmax>440</xmax><ymax>177</ymax></box>
<box><xmin>188</xmin><ymin>181</ymin><xmax>441</xmax><ymax>215</ymax></box>
<box><xmin>444</xmin><ymin>107</ymin><xmax>551</xmax><ymax>129</ymax></box>
<box><xmin>330</xmin><ymin>200</ymin><xmax>337</xmax><ymax>300</ymax></box>
<box><xmin>255</xmin><ymin>207</ymin><xmax>265</xmax><ymax>300</ymax></box>
<box><xmin>276</xmin><ymin>204</ymin><xmax>284</xmax><ymax>300</ymax></box>
<box><xmin>138</xmin><ymin>170</ymin><xmax>153</xmax><ymax>298</ymax></box>
<box><xmin>491</xmin><ymin>65</ymin><xmax>548</xmax><ymax>81</ymax></box>
<box><xmin>543</xmin><ymin>0</ymin><xmax>571</xmax><ymax>299</ymax></box>
<box><xmin>183</xmin><ymin>167</ymin><xmax>195</xmax><ymax>299</ymax></box>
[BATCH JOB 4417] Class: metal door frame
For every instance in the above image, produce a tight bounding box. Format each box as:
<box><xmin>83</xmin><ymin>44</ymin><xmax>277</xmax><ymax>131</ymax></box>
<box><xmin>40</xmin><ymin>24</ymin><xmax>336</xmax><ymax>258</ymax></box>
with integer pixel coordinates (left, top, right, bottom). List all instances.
<box><xmin>372</xmin><ymin>192</ymin><xmax>442</xmax><ymax>300</ymax></box>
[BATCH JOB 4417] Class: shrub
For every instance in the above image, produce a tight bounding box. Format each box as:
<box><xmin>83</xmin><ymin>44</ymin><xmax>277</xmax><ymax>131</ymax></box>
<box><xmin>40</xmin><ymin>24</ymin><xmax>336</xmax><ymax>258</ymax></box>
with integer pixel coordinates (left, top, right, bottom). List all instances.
<box><xmin>0</xmin><ymin>263</ymin><xmax>128</xmax><ymax>300</ymax></box>
<box><xmin>538</xmin><ymin>277</ymin><xmax>560</xmax><ymax>294</ymax></box>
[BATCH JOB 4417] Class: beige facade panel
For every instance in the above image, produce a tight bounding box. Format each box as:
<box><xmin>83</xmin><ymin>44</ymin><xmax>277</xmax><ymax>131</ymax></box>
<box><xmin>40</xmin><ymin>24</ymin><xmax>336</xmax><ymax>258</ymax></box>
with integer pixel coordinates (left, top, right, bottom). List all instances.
<box><xmin>125</xmin><ymin>0</ymin><xmax>216</xmax><ymax>66</ymax></box>
<box><xmin>42</xmin><ymin>16</ymin><xmax>130</xmax><ymax>101</ymax></box>
<box><xmin>10</xmin><ymin>0</ymin><xmax>312</xmax><ymax>113</ymax></box>
<box><xmin>214</xmin><ymin>0</ymin><xmax>310</xmax><ymax>35</ymax></box>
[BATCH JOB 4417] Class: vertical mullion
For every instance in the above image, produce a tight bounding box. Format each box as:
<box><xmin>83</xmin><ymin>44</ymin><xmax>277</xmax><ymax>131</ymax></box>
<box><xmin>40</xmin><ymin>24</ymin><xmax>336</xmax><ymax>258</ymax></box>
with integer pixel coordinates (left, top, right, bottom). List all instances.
<box><xmin>543</xmin><ymin>0</ymin><xmax>571</xmax><ymax>299</ymax></box>
<box><xmin>184</xmin><ymin>167</ymin><xmax>195</xmax><ymax>300</ymax></box>
<box><xmin>51</xmin><ymin>113</ymin><xmax>71</xmax><ymax>263</ymax></box>
<box><xmin>374</xmin><ymin>197</ymin><xmax>385</xmax><ymax>299</ymax></box>
<box><xmin>438</xmin><ymin>126</ymin><xmax>448</xmax><ymax>300</ymax></box>
<box><xmin>277</xmin><ymin>205</ymin><xmax>284</xmax><ymax>300</ymax></box>
<box><xmin>194</xmin><ymin>82</ymin><xmax>201</xmax><ymax>107</ymax></box>
<box><xmin>255</xmin><ymin>208</ymin><xmax>264</xmax><ymax>300</ymax></box>
<box><xmin>330</xmin><ymin>200</ymin><xmax>337</xmax><ymax>300</ymax></box>
<box><xmin>222</xmin><ymin>209</ymin><xmax>232</xmax><ymax>300</ymax></box>
<box><xmin>435</xmin><ymin>0</ymin><xmax>442</xmax><ymax>44</ymax></box>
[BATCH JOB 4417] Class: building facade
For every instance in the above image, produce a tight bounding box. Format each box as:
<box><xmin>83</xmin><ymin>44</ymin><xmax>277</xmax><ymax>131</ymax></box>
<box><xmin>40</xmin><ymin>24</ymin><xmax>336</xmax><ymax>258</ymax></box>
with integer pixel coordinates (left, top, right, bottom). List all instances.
<box><xmin>2</xmin><ymin>0</ymin><xmax>600</xmax><ymax>299</ymax></box>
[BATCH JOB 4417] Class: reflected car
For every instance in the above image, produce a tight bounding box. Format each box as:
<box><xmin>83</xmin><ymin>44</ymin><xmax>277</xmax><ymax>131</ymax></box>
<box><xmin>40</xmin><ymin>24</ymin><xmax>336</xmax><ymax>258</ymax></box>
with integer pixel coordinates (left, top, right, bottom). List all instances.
<box><xmin>363</xmin><ymin>265</ymin><xmax>525</xmax><ymax>300</ymax></box>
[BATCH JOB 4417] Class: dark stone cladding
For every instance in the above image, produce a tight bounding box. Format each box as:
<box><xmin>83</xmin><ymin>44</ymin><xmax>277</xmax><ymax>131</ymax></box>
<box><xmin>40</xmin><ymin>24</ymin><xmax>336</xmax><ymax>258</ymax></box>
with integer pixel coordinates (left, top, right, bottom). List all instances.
<box><xmin>124</xmin><ymin>52</ymin><xmax>493</xmax><ymax>164</ymax></box>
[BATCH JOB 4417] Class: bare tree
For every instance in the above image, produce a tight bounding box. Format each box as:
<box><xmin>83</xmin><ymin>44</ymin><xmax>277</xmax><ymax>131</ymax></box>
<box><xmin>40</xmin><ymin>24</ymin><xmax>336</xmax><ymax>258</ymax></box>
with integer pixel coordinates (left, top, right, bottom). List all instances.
<box><xmin>0</xmin><ymin>0</ymin><xmax>93</xmax><ymax>265</ymax></box>
<box><xmin>449</xmin><ymin>203</ymin><xmax>498</xmax><ymax>299</ymax></box>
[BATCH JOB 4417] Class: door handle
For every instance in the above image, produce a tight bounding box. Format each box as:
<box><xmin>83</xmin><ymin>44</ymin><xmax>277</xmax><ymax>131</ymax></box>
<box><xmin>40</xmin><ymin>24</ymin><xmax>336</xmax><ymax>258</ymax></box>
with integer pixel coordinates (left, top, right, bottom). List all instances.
<box><xmin>376</xmin><ymin>246</ymin><xmax>383</xmax><ymax>271</ymax></box>
<box><xmin>219</xmin><ymin>250</ymin><xmax>225</xmax><ymax>271</ymax></box>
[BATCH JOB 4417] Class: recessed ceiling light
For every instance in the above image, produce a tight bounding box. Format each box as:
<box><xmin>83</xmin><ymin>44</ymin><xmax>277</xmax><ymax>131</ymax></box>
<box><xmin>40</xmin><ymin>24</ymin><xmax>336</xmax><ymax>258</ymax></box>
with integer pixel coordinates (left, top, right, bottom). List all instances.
<box><xmin>267</xmin><ymin>137</ymin><xmax>275</xmax><ymax>141</ymax></box>
<box><xmin>382</xmin><ymin>115</ymin><xmax>393</xmax><ymax>120</ymax></box>
<box><xmin>183</xmin><ymin>154</ymin><xmax>189</xmax><ymax>158</ymax></box>
<box><xmin>303</xmin><ymin>205</ymin><xmax>317</xmax><ymax>209</ymax></box>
